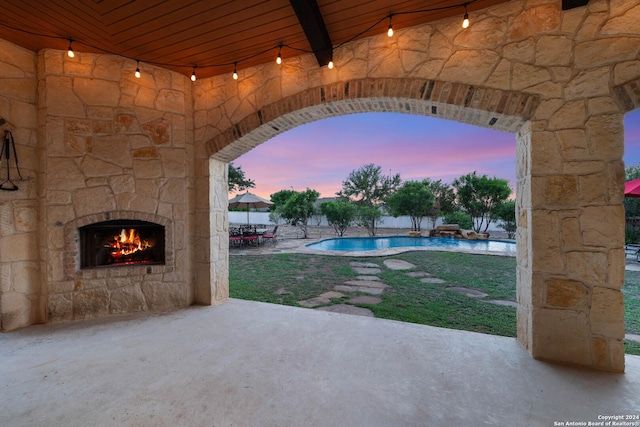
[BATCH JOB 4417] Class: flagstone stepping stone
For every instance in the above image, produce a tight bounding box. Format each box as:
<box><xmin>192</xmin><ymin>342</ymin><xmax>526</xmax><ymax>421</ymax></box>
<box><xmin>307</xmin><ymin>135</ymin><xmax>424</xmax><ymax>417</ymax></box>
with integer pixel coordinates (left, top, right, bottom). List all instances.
<box><xmin>274</xmin><ymin>287</ymin><xmax>290</xmax><ymax>295</ymax></box>
<box><xmin>349</xmin><ymin>296</ymin><xmax>382</xmax><ymax>305</ymax></box>
<box><xmin>316</xmin><ymin>304</ymin><xmax>374</xmax><ymax>317</ymax></box>
<box><xmin>355</xmin><ymin>275</ymin><xmax>381</xmax><ymax>281</ymax></box>
<box><xmin>383</xmin><ymin>259</ymin><xmax>416</xmax><ymax>270</ymax></box>
<box><xmin>343</xmin><ymin>280</ymin><xmax>387</xmax><ymax>289</ymax></box>
<box><xmin>626</xmin><ymin>333</ymin><xmax>640</xmax><ymax>343</ymax></box>
<box><xmin>484</xmin><ymin>299</ymin><xmax>517</xmax><ymax>307</ymax></box>
<box><xmin>407</xmin><ymin>272</ymin><xmax>431</xmax><ymax>277</ymax></box>
<box><xmin>297</xmin><ymin>291</ymin><xmax>345</xmax><ymax>307</ymax></box>
<box><xmin>420</xmin><ymin>277</ymin><xmax>446</xmax><ymax>284</ymax></box>
<box><xmin>352</xmin><ymin>267</ymin><xmax>382</xmax><ymax>275</ymax></box>
<box><xmin>334</xmin><ymin>285</ymin><xmax>385</xmax><ymax>295</ymax></box>
<box><xmin>350</xmin><ymin>262</ymin><xmax>379</xmax><ymax>268</ymax></box>
<box><xmin>446</xmin><ymin>287</ymin><xmax>488</xmax><ymax>298</ymax></box>
<box><xmin>319</xmin><ymin>291</ymin><xmax>345</xmax><ymax>299</ymax></box>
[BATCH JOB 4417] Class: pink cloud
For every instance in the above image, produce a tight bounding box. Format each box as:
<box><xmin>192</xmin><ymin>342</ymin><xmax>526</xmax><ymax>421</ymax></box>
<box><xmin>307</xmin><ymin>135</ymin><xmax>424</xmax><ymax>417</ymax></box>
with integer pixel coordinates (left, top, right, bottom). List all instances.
<box><xmin>234</xmin><ymin>110</ymin><xmax>640</xmax><ymax>199</ymax></box>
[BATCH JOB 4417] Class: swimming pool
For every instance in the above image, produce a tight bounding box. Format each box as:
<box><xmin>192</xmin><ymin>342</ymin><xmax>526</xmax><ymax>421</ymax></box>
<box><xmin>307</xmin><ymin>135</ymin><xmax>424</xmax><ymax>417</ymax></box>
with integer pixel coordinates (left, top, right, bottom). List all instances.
<box><xmin>306</xmin><ymin>236</ymin><xmax>516</xmax><ymax>253</ymax></box>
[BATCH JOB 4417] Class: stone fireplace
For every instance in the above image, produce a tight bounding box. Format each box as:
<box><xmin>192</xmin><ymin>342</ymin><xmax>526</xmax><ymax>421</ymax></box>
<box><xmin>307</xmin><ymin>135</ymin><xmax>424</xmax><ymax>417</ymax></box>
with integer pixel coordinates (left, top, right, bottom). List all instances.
<box><xmin>79</xmin><ymin>219</ymin><xmax>165</xmax><ymax>269</ymax></box>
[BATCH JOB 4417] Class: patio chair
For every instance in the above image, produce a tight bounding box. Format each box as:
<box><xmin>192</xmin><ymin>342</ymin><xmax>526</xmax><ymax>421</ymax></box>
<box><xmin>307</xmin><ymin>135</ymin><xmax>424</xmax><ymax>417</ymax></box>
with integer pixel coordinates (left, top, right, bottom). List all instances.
<box><xmin>261</xmin><ymin>225</ymin><xmax>278</xmax><ymax>244</ymax></box>
<box><xmin>229</xmin><ymin>227</ymin><xmax>243</xmax><ymax>247</ymax></box>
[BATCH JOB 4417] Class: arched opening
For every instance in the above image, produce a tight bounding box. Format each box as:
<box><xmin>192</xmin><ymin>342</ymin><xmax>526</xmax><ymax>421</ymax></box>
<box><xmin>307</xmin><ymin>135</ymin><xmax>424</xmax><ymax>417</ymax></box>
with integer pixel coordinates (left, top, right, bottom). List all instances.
<box><xmin>228</xmin><ymin>110</ymin><xmax>520</xmax><ymax>337</ymax></box>
<box><xmin>201</xmin><ymin>77</ymin><xmax>628</xmax><ymax>372</ymax></box>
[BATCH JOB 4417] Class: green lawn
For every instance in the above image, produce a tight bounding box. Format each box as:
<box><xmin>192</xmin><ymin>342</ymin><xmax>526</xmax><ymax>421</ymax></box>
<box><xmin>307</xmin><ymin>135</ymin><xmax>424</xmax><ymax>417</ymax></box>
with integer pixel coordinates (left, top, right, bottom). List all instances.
<box><xmin>229</xmin><ymin>251</ymin><xmax>640</xmax><ymax>355</ymax></box>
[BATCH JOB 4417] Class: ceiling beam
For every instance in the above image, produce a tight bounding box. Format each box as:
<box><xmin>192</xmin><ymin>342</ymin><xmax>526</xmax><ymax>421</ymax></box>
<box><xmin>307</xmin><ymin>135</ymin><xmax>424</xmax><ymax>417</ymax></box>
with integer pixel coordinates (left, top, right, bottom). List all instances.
<box><xmin>289</xmin><ymin>0</ymin><xmax>333</xmax><ymax>67</ymax></box>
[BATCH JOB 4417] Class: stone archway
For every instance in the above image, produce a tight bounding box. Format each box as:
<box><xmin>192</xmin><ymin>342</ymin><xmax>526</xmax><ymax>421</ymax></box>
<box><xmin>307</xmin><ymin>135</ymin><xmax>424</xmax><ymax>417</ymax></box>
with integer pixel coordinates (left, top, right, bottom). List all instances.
<box><xmin>194</xmin><ymin>0</ymin><xmax>640</xmax><ymax>372</ymax></box>
<box><xmin>200</xmin><ymin>76</ymin><xmax>626</xmax><ymax>372</ymax></box>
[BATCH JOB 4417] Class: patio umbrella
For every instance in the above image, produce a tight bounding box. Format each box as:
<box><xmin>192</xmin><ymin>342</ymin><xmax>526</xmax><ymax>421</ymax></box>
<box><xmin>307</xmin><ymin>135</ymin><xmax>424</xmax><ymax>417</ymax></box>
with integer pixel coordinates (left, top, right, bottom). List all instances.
<box><xmin>228</xmin><ymin>191</ymin><xmax>273</xmax><ymax>224</ymax></box>
<box><xmin>625</xmin><ymin>178</ymin><xmax>640</xmax><ymax>198</ymax></box>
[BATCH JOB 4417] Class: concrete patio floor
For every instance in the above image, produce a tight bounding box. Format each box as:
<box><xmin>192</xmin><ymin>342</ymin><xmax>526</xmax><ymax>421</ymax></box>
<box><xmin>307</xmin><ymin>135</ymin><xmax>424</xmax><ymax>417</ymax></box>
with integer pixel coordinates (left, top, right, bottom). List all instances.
<box><xmin>1</xmin><ymin>299</ymin><xmax>639</xmax><ymax>427</ymax></box>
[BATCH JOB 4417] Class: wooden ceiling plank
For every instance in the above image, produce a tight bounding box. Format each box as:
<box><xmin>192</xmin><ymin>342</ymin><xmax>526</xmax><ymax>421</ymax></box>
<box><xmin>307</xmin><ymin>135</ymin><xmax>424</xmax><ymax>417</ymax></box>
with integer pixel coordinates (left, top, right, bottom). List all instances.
<box><xmin>85</xmin><ymin>0</ymin><xmax>137</xmax><ymax>16</ymax></box>
<box><xmin>155</xmin><ymin>25</ymin><xmax>309</xmax><ymax>67</ymax></box>
<box><xmin>106</xmin><ymin>0</ymin><xmax>204</xmax><ymax>35</ymax></box>
<box><xmin>112</xmin><ymin>0</ymin><xmax>290</xmax><ymax>46</ymax></box>
<box><xmin>132</xmin><ymin>16</ymin><xmax>304</xmax><ymax>65</ymax></box>
<box><xmin>122</xmin><ymin>6</ymin><xmax>297</xmax><ymax>59</ymax></box>
<box><xmin>1</xmin><ymin>1</ymin><xmax>114</xmax><ymax>50</ymax></box>
<box><xmin>100</xmin><ymin>0</ymin><xmax>174</xmax><ymax>26</ymax></box>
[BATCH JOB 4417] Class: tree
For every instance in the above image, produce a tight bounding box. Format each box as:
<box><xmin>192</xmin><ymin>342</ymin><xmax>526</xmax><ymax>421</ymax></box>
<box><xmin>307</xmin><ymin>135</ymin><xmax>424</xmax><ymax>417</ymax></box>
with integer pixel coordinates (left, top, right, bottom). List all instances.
<box><xmin>355</xmin><ymin>205</ymin><xmax>383</xmax><ymax>237</ymax></box>
<box><xmin>269</xmin><ymin>189</ymin><xmax>297</xmax><ymax>226</ymax></box>
<box><xmin>337</xmin><ymin>164</ymin><xmax>401</xmax><ymax>235</ymax></box>
<box><xmin>228</xmin><ymin>162</ymin><xmax>255</xmax><ymax>193</ymax></box>
<box><xmin>280</xmin><ymin>189</ymin><xmax>320</xmax><ymax>238</ymax></box>
<box><xmin>270</xmin><ymin>189</ymin><xmax>297</xmax><ymax>210</ymax></box>
<box><xmin>424</xmin><ymin>179</ymin><xmax>456</xmax><ymax>229</ymax></box>
<box><xmin>494</xmin><ymin>201</ymin><xmax>516</xmax><ymax>239</ymax></box>
<box><xmin>386</xmin><ymin>180</ymin><xmax>434</xmax><ymax>231</ymax></box>
<box><xmin>321</xmin><ymin>201</ymin><xmax>357</xmax><ymax>237</ymax></box>
<box><xmin>452</xmin><ymin>171</ymin><xmax>512</xmax><ymax>233</ymax></box>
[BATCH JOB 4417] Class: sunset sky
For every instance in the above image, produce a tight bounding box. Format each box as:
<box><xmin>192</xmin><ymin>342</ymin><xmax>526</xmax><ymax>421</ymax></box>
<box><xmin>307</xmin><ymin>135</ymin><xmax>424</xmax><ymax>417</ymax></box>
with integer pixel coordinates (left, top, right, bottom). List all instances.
<box><xmin>233</xmin><ymin>109</ymin><xmax>640</xmax><ymax>200</ymax></box>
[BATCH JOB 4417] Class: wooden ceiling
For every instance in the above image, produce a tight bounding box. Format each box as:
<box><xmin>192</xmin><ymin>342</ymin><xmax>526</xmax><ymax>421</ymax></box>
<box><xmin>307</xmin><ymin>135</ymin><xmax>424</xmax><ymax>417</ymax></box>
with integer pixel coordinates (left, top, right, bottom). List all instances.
<box><xmin>0</xmin><ymin>0</ymin><xmax>509</xmax><ymax>79</ymax></box>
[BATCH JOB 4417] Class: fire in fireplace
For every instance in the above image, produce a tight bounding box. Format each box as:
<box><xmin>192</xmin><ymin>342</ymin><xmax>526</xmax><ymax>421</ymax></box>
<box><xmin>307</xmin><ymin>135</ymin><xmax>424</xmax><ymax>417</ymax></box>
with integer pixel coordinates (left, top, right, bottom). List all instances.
<box><xmin>80</xmin><ymin>220</ymin><xmax>165</xmax><ymax>268</ymax></box>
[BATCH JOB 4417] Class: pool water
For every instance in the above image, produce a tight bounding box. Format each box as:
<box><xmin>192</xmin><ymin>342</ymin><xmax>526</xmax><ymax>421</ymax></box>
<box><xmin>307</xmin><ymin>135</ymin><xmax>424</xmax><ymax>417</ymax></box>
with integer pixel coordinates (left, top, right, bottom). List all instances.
<box><xmin>306</xmin><ymin>236</ymin><xmax>516</xmax><ymax>253</ymax></box>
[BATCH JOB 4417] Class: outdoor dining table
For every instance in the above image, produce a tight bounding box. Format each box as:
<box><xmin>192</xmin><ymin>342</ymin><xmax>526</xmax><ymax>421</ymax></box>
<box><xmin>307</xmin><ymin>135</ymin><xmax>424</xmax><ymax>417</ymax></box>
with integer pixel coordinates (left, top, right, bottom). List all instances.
<box><xmin>229</xmin><ymin>226</ymin><xmax>268</xmax><ymax>247</ymax></box>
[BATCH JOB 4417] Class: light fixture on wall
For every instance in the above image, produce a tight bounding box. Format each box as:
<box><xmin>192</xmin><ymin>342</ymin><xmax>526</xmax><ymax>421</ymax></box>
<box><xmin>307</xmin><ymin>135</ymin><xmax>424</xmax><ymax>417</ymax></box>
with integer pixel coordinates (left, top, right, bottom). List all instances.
<box><xmin>387</xmin><ymin>15</ymin><xmax>394</xmax><ymax>37</ymax></box>
<box><xmin>233</xmin><ymin>62</ymin><xmax>238</xmax><ymax>80</ymax></box>
<box><xmin>135</xmin><ymin>60</ymin><xmax>141</xmax><ymax>78</ymax></box>
<box><xmin>327</xmin><ymin>59</ymin><xmax>334</xmax><ymax>69</ymax></box>
<box><xmin>276</xmin><ymin>44</ymin><xmax>283</xmax><ymax>64</ymax></box>
<box><xmin>67</xmin><ymin>39</ymin><xmax>75</xmax><ymax>58</ymax></box>
<box><xmin>462</xmin><ymin>4</ymin><xmax>470</xmax><ymax>28</ymax></box>
<box><xmin>191</xmin><ymin>67</ymin><xmax>197</xmax><ymax>81</ymax></box>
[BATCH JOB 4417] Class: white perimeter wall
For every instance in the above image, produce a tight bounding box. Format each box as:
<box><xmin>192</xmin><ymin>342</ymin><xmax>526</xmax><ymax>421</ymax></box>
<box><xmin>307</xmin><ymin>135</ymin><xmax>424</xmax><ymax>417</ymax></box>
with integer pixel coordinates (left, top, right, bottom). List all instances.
<box><xmin>228</xmin><ymin>211</ymin><xmax>503</xmax><ymax>231</ymax></box>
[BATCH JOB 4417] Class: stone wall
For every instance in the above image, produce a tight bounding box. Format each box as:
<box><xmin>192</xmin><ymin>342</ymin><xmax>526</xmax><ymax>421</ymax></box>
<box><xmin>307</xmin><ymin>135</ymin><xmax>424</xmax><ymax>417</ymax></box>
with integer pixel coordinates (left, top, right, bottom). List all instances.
<box><xmin>0</xmin><ymin>0</ymin><xmax>639</xmax><ymax>372</ymax></box>
<box><xmin>38</xmin><ymin>50</ymin><xmax>195</xmax><ymax>322</ymax></box>
<box><xmin>0</xmin><ymin>39</ymin><xmax>40</xmax><ymax>331</ymax></box>
<box><xmin>194</xmin><ymin>0</ymin><xmax>640</xmax><ymax>372</ymax></box>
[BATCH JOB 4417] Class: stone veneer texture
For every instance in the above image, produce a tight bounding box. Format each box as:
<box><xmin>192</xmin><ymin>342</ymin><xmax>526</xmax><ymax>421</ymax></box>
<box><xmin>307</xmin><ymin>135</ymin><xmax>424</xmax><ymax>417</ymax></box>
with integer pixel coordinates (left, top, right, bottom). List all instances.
<box><xmin>38</xmin><ymin>50</ymin><xmax>196</xmax><ymax>323</ymax></box>
<box><xmin>0</xmin><ymin>0</ymin><xmax>639</xmax><ymax>373</ymax></box>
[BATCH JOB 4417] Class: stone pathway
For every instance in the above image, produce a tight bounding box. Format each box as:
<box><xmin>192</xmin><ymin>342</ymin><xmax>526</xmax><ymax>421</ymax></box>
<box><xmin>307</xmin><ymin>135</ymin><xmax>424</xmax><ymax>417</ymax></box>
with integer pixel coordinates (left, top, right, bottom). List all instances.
<box><xmin>296</xmin><ymin>261</ymin><xmax>390</xmax><ymax>316</ymax></box>
<box><xmin>295</xmin><ymin>257</ymin><xmax>519</xmax><ymax>318</ymax></box>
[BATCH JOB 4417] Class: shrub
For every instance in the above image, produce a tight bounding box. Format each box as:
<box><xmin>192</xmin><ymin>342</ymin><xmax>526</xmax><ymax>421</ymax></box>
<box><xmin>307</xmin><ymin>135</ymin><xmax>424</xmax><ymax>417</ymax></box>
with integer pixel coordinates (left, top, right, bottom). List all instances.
<box><xmin>443</xmin><ymin>211</ymin><xmax>473</xmax><ymax>230</ymax></box>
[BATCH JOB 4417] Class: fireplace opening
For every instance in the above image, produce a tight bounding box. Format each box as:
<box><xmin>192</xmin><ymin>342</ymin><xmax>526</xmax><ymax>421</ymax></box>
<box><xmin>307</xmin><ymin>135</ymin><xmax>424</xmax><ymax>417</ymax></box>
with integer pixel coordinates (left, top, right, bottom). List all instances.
<box><xmin>80</xmin><ymin>220</ymin><xmax>165</xmax><ymax>268</ymax></box>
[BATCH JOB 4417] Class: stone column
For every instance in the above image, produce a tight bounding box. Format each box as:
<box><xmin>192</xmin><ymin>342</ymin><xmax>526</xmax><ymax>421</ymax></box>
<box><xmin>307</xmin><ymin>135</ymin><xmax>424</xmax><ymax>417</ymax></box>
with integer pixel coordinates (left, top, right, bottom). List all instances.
<box><xmin>192</xmin><ymin>157</ymin><xmax>229</xmax><ymax>305</ymax></box>
<box><xmin>209</xmin><ymin>158</ymin><xmax>229</xmax><ymax>304</ymax></box>
<box><xmin>516</xmin><ymin>106</ymin><xmax>626</xmax><ymax>372</ymax></box>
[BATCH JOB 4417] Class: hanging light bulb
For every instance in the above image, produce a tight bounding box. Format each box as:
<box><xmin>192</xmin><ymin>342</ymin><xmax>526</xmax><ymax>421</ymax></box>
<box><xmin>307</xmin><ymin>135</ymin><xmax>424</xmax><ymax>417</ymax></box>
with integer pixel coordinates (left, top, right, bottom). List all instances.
<box><xmin>233</xmin><ymin>63</ymin><xmax>238</xmax><ymax>80</ymax></box>
<box><xmin>387</xmin><ymin>15</ymin><xmax>394</xmax><ymax>37</ymax></box>
<box><xmin>276</xmin><ymin>45</ymin><xmax>282</xmax><ymax>65</ymax></box>
<box><xmin>328</xmin><ymin>59</ymin><xmax>334</xmax><ymax>69</ymax></box>
<box><xmin>191</xmin><ymin>67</ymin><xmax>197</xmax><ymax>82</ymax></box>
<box><xmin>67</xmin><ymin>39</ymin><xmax>75</xmax><ymax>58</ymax></box>
<box><xmin>135</xmin><ymin>60</ymin><xmax>141</xmax><ymax>78</ymax></box>
<box><xmin>462</xmin><ymin>4</ymin><xmax>470</xmax><ymax>29</ymax></box>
